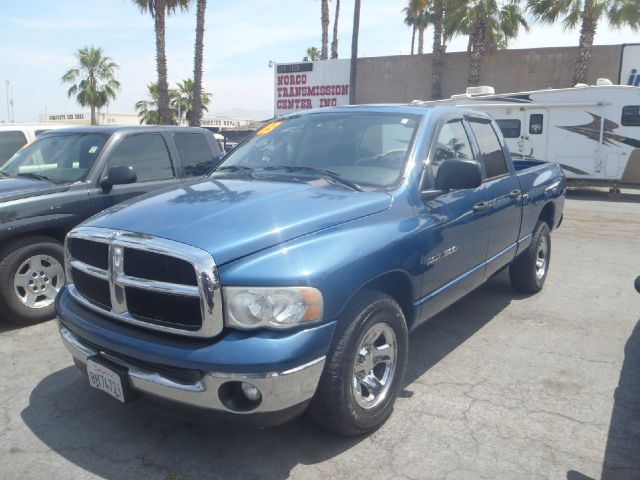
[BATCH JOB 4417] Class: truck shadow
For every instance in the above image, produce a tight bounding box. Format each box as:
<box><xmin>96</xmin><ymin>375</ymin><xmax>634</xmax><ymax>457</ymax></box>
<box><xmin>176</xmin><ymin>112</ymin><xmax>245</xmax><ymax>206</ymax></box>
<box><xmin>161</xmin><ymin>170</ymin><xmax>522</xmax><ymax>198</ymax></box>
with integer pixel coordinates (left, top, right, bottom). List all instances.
<box><xmin>566</xmin><ymin>188</ymin><xmax>640</xmax><ymax>203</ymax></box>
<box><xmin>20</xmin><ymin>272</ymin><xmax>520</xmax><ymax>480</ymax></box>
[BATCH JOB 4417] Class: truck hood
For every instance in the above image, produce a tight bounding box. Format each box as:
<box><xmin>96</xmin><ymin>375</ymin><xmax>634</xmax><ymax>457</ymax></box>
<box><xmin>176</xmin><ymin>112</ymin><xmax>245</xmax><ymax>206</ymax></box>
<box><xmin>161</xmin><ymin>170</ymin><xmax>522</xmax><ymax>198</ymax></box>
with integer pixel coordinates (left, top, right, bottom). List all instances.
<box><xmin>87</xmin><ymin>178</ymin><xmax>392</xmax><ymax>264</ymax></box>
<box><xmin>0</xmin><ymin>176</ymin><xmax>69</xmax><ymax>203</ymax></box>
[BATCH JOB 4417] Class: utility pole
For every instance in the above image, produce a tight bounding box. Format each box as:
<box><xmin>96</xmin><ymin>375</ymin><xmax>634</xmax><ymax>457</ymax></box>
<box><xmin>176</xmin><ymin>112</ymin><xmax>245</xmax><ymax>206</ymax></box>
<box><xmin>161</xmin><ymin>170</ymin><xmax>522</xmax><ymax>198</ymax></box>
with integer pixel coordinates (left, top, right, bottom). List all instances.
<box><xmin>5</xmin><ymin>80</ymin><xmax>10</xmax><ymax>123</ymax></box>
<box><xmin>349</xmin><ymin>0</ymin><xmax>361</xmax><ymax>105</ymax></box>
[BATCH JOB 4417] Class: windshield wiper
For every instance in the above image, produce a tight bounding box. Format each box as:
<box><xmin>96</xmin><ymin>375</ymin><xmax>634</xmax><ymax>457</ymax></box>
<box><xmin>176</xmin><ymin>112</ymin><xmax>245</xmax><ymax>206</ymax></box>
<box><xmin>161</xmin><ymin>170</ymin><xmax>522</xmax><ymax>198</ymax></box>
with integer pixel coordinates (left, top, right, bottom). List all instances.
<box><xmin>212</xmin><ymin>165</ymin><xmax>255</xmax><ymax>177</ymax></box>
<box><xmin>16</xmin><ymin>172</ymin><xmax>52</xmax><ymax>182</ymax></box>
<box><xmin>257</xmin><ymin>166</ymin><xmax>362</xmax><ymax>191</ymax></box>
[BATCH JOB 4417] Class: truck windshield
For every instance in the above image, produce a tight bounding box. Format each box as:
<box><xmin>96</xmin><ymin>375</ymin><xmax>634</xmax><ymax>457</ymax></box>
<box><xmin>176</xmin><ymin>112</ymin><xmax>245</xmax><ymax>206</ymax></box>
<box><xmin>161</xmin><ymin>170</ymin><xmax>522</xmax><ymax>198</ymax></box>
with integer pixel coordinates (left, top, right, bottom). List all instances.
<box><xmin>0</xmin><ymin>133</ymin><xmax>109</xmax><ymax>183</ymax></box>
<box><xmin>215</xmin><ymin>112</ymin><xmax>420</xmax><ymax>188</ymax></box>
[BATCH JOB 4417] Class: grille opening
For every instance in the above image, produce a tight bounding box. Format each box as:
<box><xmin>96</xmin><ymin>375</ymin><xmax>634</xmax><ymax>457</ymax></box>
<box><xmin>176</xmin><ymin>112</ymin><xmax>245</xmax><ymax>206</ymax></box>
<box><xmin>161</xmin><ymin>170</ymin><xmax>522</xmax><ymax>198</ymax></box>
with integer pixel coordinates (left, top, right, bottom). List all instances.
<box><xmin>125</xmin><ymin>287</ymin><xmax>202</xmax><ymax>329</ymax></box>
<box><xmin>72</xmin><ymin>268</ymin><xmax>111</xmax><ymax>309</ymax></box>
<box><xmin>123</xmin><ymin>249</ymin><xmax>198</xmax><ymax>286</ymax></box>
<box><xmin>68</xmin><ymin>238</ymin><xmax>109</xmax><ymax>270</ymax></box>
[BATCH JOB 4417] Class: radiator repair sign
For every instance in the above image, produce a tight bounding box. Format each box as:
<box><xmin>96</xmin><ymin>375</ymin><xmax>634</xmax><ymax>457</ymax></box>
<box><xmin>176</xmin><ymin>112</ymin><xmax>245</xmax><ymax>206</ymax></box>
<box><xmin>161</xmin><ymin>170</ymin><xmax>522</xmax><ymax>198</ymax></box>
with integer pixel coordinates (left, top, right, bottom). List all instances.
<box><xmin>274</xmin><ymin>59</ymin><xmax>351</xmax><ymax>116</ymax></box>
<box><xmin>620</xmin><ymin>44</ymin><xmax>640</xmax><ymax>86</ymax></box>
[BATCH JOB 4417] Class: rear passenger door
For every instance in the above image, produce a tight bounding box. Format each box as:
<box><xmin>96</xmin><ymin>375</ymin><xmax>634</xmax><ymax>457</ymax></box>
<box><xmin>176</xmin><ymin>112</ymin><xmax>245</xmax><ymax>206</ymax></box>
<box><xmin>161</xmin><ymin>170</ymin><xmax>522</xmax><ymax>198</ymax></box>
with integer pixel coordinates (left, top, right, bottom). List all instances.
<box><xmin>99</xmin><ymin>133</ymin><xmax>181</xmax><ymax>208</ymax></box>
<box><xmin>467</xmin><ymin>118</ymin><xmax>521</xmax><ymax>275</ymax></box>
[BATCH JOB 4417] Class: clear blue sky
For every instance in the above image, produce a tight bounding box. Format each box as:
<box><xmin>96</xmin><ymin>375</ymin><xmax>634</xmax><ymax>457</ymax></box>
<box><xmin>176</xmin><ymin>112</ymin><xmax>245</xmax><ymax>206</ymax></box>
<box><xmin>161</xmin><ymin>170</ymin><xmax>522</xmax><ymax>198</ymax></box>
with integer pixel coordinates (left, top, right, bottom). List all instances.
<box><xmin>1</xmin><ymin>0</ymin><xmax>636</xmax><ymax>122</ymax></box>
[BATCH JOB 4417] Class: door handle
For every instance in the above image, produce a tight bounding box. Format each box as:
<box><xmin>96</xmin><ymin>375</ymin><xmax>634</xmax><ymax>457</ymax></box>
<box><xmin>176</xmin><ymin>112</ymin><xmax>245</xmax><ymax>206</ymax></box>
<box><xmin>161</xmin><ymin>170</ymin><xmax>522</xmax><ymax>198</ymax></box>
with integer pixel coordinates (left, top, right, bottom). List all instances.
<box><xmin>509</xmin><ymin>189</ymin><xmax>521</xmax><ymax>199</ymax></box>
<box><xmin>473</xmin><ymin>201</ymin><xmax>491</xmax><ymax>213</ymax></box>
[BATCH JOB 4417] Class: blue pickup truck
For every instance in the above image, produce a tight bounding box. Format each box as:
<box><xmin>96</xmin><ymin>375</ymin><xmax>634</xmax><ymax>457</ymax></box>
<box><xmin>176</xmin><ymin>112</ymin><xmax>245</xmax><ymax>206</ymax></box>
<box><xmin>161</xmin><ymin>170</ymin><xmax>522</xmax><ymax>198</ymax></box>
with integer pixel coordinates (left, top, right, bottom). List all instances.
<box><xmin>56</xmin><ymin>105</ymin><xmax>565</xmax><ymax>435</ymax></box>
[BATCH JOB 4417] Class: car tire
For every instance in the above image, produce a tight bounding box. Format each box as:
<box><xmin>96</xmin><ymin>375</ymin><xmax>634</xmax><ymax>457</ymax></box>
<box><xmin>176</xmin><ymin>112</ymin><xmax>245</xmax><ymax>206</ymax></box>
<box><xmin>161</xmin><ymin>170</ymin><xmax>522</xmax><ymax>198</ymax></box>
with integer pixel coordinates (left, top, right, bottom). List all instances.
<box><xmin>309</xmin><ymin>289</ymin><xmax>408</xmax><ymax>436</ymax></box>
<box><xmin>509</xmin><ymin>221</ymin><xmax>551</xmax><ymax>294</ymax></box>
<box><xmin>0</xmin><ymin>236</ymin><xmax>65</xmax><ymax>325</ymax></box>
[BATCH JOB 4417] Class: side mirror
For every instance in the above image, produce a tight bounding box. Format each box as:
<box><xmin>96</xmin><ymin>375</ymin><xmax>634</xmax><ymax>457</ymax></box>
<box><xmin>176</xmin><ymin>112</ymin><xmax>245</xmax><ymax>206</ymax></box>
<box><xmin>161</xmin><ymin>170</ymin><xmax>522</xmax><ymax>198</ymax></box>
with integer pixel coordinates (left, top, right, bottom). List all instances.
<box><xmin>435</xmin><ymin>158</ymin><xmax>483</xmax><ymax>191</ymax></box>
<box><xmin>635</xmin><ymin>276</ymin><xmax>640</xmax><ymax>293</ymax></box>
<box><xmin>100</xmin><ymin>165</ymin><xmax>137</xmax><ymax>193</ymax></box>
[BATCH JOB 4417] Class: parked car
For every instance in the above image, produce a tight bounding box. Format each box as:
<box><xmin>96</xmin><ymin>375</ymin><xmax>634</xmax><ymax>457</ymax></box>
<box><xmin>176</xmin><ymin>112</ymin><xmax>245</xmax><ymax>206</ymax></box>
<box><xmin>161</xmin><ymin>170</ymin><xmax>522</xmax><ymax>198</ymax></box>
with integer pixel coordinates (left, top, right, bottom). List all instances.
<box><xmin>0</xmin><ymin>125</ymin><xmax>222</xmax><ymax>325</ymax></box>
<box><xmin>56</xmin><ymin>105</ymin><xmax>565</xmax><ymax>435</ymax></box>
<box><xmin>0</xmin><ymin>124</ymin><xmax>75</xmax><ymax>164</ymax></box>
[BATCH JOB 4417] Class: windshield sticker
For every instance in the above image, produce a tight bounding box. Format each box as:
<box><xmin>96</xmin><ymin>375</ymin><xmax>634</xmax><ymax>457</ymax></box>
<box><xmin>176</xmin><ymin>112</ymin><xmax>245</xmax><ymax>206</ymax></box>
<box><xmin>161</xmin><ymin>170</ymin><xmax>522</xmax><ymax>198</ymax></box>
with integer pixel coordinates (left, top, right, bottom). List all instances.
<box><xmin>256</xmin><ymin>121</ymin><xmax>283</xmax><ymax>136</ymax></box>
<box><xmin>88</xmin><ymin>146</ymin><xmax>98</xmax><ymax>154</ymax></box>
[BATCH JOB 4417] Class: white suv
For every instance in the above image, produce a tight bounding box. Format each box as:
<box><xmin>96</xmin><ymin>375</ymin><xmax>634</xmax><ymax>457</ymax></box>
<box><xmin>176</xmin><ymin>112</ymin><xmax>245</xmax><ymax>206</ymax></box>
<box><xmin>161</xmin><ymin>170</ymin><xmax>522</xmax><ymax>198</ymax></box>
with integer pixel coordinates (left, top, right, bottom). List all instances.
<box><xmin>0</xmin><ymin>124</ymin><xmax>74</xmax><ymax>164</ymax></box>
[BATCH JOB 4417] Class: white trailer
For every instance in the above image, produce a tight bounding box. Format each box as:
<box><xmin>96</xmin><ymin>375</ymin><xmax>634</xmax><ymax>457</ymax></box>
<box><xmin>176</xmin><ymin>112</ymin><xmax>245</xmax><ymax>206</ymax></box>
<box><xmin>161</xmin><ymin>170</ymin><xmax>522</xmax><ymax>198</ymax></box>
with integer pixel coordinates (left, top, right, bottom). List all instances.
<box><xmin>413</xmin><ymin>81</ymin><xmax>640</xmax><ymax>190</ymax></box>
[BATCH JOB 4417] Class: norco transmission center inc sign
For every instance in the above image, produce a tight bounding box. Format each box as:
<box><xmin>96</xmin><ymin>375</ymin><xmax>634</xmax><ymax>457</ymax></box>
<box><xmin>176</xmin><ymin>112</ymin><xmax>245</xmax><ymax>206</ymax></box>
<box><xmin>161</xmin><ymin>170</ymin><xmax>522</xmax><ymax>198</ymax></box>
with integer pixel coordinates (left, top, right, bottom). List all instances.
<box><xmin>274</xmin><ymin>59</ymin><xmax>350</xmax><ymax>116</ymax></box>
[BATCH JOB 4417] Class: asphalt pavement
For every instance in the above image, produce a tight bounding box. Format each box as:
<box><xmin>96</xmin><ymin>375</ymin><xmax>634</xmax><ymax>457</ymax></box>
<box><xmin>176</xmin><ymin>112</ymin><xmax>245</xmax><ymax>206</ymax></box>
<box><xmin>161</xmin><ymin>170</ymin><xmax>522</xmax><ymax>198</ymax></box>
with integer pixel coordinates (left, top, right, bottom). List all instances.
<box><xmin>1</xmin><ymin>189</ymin><xmax>639</xmax><ymax>480</ymax></box>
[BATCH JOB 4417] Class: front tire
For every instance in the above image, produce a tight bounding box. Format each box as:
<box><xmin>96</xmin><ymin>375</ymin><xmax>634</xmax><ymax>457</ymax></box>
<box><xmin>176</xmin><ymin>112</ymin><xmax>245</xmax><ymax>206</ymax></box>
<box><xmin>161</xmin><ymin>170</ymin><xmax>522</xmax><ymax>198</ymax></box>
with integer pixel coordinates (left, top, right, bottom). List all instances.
<box><xmin>509</xmin><ymin>221</ymin><xmax>551</xmax><ymax>293</ymax></box>
<box><xmin>0</xmin><ymin>236</ymin><xmax>65</xmax><ymax>325</ymax></box>
<box><xmin>309</xmin><ymin>290</ymin><xmax>408</xmax><ymax>436</ymax></box>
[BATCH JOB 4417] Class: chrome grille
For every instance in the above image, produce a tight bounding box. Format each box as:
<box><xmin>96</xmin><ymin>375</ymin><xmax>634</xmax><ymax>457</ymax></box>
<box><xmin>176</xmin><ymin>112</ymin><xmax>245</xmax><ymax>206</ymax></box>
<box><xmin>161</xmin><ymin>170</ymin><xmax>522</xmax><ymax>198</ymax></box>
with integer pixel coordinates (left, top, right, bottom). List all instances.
<box><xmin>65</xmin><ymin>226</ymin><xmax>223</xmax><ymax>338</ymax></box>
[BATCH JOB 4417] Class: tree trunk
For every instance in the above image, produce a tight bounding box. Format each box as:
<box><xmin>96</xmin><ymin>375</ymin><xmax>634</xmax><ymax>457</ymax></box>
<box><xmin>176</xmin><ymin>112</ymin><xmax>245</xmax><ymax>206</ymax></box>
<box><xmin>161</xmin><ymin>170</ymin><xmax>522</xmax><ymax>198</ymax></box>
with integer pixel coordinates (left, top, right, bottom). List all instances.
<box><xmin>418</xmin><ymin>25</ymin><xmax>424</xmax><ymax>54</ymax></box>
<box><xmin>467</xmin><ymin>22</ymin><xmax>483</xmax><ymax>87</ymax></box>
<box><xmin>321</xmin><ymin>0</ymin><xmax>329</xmax><ymax>60</ymax></box>
<box><xmin>349</xmin><ymin>0</ymin><xmax>361</xmax><ymax>104</ymax></box>
<box><xmin>90</xmin><ymin>105</ymin><xmax>96</xmax><ymax>126</ymax></box>
<box><xmin>191</xmin><ymin>0</ymin><xmax>206</xmax><ymax>126</ymax></box>
<box><xmin>411</xmin><ymin>25</ymin><xmax>416</xmax><ymax>55</ymax></box>
<box><xmin>155</xmin><ymin>0</ymin><xmax>172</xmax><ymax>124</ymax></box>
<box><xmin>574</xmin><ymin>8</ymin><xmax>598</xmax><ymax>85</ymax></box>
<box><xmin>430</xmin><ymin>0</ymin><xmax>444</xmax><ymax>99</ymax></box>
<box><xmin>331</xmin><ymin>0</ymin><xmax>340</xmax><ymax>59</ymax></box>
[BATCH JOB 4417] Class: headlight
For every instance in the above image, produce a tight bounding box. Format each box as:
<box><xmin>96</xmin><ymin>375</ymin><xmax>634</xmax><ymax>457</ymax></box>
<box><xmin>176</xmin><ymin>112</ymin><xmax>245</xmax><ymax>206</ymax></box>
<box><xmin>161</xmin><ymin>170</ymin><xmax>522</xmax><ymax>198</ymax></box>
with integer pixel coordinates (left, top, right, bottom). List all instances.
<box><xmin>224</xmin><ymin>287</ymin><xmax>323</xmax><ymax>330</ymax></box>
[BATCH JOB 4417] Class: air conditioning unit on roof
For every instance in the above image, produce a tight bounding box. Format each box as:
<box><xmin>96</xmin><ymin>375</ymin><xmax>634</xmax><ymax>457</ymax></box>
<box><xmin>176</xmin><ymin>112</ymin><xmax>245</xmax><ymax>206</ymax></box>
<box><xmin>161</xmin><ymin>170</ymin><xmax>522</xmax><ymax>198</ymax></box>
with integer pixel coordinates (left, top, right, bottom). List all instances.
<box><xmin>466</xmin><ymin>86</ymin><xmax>495</xmax><ymax>96</ymax></box>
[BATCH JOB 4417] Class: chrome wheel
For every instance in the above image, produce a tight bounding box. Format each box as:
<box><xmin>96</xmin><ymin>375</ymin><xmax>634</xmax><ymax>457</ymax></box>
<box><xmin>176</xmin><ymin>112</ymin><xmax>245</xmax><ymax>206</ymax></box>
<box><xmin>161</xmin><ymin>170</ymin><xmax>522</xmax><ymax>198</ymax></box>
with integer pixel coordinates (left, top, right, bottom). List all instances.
<box><xmin>535</xmin><ymin>235</ymin><xmax>548</xmax><ymax>280</ymax></box>
<box><xmin>13</xmin><ymin>254</ymin><xmax>64</xmax><ymax>309</ymax></box>
<box><xmin>352</xmin><ymin>322</ymin><xmax>397</xmax><ymax>410</ymax></box>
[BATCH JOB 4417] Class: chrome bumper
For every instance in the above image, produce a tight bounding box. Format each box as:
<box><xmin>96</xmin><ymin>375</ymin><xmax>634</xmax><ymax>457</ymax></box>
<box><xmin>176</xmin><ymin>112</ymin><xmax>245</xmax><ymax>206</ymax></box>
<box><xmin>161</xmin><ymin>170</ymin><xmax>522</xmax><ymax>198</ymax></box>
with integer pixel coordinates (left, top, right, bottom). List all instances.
<box><xmin>59</xmin><ymin>325</ymin><xmax>325</xmax><ymax>414</ymax></box>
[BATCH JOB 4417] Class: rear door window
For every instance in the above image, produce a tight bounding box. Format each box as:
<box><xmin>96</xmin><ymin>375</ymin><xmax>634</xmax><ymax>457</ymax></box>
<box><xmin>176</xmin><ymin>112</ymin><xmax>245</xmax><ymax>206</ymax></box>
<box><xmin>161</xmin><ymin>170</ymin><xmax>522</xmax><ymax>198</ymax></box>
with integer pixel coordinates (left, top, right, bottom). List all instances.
<box><xmin>469</xmin><ymin>120</ymin><xmax>508</xmax><ymax>179</ymax></box>
<box><xmin>529</xmin><ymin>114</ymin><xmax>544</xmax><ymax>134</ymax></box>
<box><xmin>0</xmin><ymin>131</ymin><xmax>27</xmax><ymax>163</ymax></box>
<box><xmin>108</xmin><ymin>134</ymin><xmax>174</xmax><ymax>182</ymax></box>
<box><xmin>174</xmin><ymin>133</ymin><xmax>218</xmax><ymax>177</ymax></box>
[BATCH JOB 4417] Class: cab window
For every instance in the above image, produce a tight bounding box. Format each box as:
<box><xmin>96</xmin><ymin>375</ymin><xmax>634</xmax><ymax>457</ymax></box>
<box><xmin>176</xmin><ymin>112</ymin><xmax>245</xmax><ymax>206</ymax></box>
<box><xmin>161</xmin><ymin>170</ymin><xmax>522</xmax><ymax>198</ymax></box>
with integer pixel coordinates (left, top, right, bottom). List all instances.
<box><xmin>174</xmin><ymin>132</ymin><xmax>220</xmax><ymax>177</ymax></box>
<box><xmin>109</xmin><ymin>134</ymin><xmax>174</xmax><ymax>182</ymax></box>
<box><xmin>468</xmin><ymin>120</ymin><xmax>508</xmax><ymax>179</ymax></box>
<box><xmin>495</xmin><ymin>119</ymin><xmax>521</xmax><ymax>138</ymax></box>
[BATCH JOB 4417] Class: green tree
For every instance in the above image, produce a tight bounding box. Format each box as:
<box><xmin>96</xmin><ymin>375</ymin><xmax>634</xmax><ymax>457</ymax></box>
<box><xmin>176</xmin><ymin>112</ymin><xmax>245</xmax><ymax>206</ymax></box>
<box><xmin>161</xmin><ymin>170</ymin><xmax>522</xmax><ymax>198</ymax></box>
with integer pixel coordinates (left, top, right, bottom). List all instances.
<box><xmin>306</xmin><ymin>46</ymin><xmax>321</xmax><ymax>61</ymax></box>
<box><xmin>403</xmin><ymin>4</ymin><xmax>419</xmax><ymax>54</ymax></box>
<box><xmin>61</xmin><ymin>46</ymin><xmax>120</xmax><ymax>125</ymax></box>
<box><xmin>191</xmin><ymin>0</ymin><xmax>207</xmax><ymax>126</ymax></box>
<box><xmin>132</xmin><ymin>0</ymin><xmax>189</xmax><ymax>125</ymax></box>
<box><xmin>404</xmin><ymin>0</ymin><xmax>430</xmax><ymax>54</ymax></box>
<box><xmin>528</xmin><ymin>0</ymin><xmax>640</xmax><ymax>85</ymax></box>
<box><xmin>321</xmin><ymin>0</ymin><xmax>330</xmax><ymax>59</ymax></box>
<box><xmin>172</xmin><ymin>78</ymin><xmax>212</xmax><ymax>124</ymax></box>
<box><xmin>331</xmin><ymin>0</ymin><xmax>341</xmax><ymax>59</ymax></box>
<box><xmin>135</xmin><ymin>82</ymin><xmax>162</xmax><ymax>124</ymax></box>
<box><xmin>445</xmin><ymin>0</ymin><xmax>529</xmax><ymax>87</ymax></box>
<box><xmin>430</xmin><ymin>0</ymin><xmax>447</xmax><ymax>99</ymax></box>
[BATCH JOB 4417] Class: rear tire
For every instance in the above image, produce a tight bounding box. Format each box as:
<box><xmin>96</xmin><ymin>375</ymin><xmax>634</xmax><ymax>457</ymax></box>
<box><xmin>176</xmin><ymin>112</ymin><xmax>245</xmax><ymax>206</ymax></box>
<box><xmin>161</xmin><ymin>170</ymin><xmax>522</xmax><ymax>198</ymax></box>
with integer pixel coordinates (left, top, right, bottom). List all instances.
<box><xmin>509</xmin><ymin>221</ymin><xmax>551</xmax><ymax>294</ymax></box>
<box><xmin>0</xmin><ymin>236</ymin><xmax>65</xmax><ymax>325</ymax></box>
<box><xmin>309</xmin><ymin>290</ymin><xmax>408</xmax><ymax>436</ymax></box>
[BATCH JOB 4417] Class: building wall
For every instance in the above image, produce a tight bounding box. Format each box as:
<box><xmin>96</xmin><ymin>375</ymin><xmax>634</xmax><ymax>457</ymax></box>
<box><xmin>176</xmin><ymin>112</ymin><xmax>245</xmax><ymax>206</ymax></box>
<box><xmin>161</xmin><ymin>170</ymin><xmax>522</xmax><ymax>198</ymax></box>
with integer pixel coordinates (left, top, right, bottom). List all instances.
<box><xmin>355</xmin><ymin>44</ymin><xmax>623</xmax><ymax>104</ymax></box>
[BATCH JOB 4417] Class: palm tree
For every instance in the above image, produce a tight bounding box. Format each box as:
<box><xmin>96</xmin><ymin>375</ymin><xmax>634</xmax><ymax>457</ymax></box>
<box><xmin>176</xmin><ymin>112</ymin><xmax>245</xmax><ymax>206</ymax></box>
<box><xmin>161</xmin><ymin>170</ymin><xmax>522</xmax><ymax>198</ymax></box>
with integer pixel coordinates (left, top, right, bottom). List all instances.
<box><xmin>191</xmin><ymin>0</ymin><xmax>207</xmax><ymax>126</ymax></box>
<box><xmin>306</xmin><ymin>47</ymin><xmax>321</xmax><ymax>61</ymax></box>
<box><xmin>135</xmin><ymin>82</ymin><xmax>162</xmax><ymax>125</ymax></box>
<box><xmin>528</xmin><ymin>0</ymin><xmax>640</xmax><ymax>85</ymax></box>
<box><xmin>403</xmin><ymin>5</ymin><xmax>418</xmax><ymax>54</ymax></box>
<box><xmin>132</xmin><ymin>0</ymin><xmax>189</xmax><ymax>125</ymax></box>
<box><xmin>61</xmin><ymin>46</ymin><xmax>120</xmax><ymax>125</ymax></box>
<box><xmin>321</xmin><ymin>0</ymin><xmax>330</xmax><ymax>59</ymax></box>
<box><xmin>431</xmin><ymin>0</ymin><xmax>446</xmax><ymax>99</ymax></box>
<box><xmin>445</xmin><ymin>0</ymin><xmax>529</xmax><ymax>87</ymax></box>
<box><xmin>349</xmin><ymin>0</ymin><xmax>361</xmax><ymax>104</ymax></box>
<box><xmin>331</xmin><ymin>0</ymin><xmax>341</xmax><ymax>59</ymax></box>
<box><xmin>405</xmin><ymin>0</ymin><xmax>429</xmax><ymax>54</ymax></box>
<box><xmin>172</xmin><ymin>78</ymin><xmax>212</xmax><ymax>124</ymax></box>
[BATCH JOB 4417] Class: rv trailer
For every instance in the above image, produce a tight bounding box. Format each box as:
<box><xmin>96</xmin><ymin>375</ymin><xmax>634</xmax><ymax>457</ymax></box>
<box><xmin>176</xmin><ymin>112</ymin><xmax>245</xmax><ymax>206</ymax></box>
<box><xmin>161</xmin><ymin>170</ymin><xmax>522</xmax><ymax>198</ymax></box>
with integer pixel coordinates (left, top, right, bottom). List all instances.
<box><xmin>413</xmin><ymin>81</ymin><xmax>640</xmax><ymax>191</ymax></box>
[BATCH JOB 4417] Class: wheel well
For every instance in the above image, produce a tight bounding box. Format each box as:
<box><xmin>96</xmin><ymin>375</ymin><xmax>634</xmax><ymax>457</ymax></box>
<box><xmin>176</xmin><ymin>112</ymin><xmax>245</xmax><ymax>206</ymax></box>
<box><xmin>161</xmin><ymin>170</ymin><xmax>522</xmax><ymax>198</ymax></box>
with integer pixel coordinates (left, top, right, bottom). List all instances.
<box><xmin>539</xmin><ymin>202</ymin><xmax>555</xmax><ymax>230</ymax></box>
<box><xmin>362</xmin><ymin>272</ymin><xmax>414</xmax><ymax>328</ymax></box>
<box><xmin>0</xmin><ymin>228</ymin><xmax>66</xmax><ymax>253</ymax></box>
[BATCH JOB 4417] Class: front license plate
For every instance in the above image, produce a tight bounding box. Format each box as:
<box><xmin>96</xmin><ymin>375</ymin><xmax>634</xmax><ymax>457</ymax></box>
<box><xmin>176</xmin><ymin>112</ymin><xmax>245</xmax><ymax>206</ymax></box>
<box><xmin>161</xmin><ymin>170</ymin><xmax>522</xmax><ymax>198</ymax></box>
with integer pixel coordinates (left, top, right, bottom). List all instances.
<box><xmin>87</xmin><ymin>358</ymin><xmax>127</xmax><ymax>403</ymax></box>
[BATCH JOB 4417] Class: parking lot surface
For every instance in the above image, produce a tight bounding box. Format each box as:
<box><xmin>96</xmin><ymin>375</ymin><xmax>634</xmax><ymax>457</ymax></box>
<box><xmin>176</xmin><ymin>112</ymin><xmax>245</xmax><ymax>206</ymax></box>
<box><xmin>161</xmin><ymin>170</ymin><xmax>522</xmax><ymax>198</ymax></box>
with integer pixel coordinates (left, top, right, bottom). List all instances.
<box><xmin>1</xmin><ymin>190</ymin><xmax>639</xmax><ymax>480</ymax></box>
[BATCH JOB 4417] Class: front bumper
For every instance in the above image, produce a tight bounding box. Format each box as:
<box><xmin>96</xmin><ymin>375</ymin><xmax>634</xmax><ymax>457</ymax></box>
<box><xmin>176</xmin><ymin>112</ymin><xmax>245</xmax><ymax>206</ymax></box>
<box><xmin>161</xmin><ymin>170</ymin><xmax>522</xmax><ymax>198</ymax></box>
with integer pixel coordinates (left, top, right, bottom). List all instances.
<box><xmin>59</xmin><ymin>323</ymin><xmax>326</xmax><ymax>416</ymax></box>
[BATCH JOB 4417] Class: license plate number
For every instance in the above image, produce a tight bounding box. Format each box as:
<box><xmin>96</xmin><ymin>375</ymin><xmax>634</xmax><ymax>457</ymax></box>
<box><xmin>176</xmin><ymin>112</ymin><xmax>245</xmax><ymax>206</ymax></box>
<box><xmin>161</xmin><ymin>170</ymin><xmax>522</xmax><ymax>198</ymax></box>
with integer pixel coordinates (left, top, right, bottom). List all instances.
<box><xmin>87</xmin><ymin>359</ymin><xmax>126</xmax><ymax>403</ymax></box>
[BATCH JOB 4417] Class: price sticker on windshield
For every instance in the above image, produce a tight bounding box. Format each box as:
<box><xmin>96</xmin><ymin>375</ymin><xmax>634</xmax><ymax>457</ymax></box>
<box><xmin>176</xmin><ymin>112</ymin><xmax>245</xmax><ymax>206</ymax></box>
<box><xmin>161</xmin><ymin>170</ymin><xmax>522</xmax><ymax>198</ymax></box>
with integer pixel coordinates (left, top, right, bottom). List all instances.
<box><xmin>256</xmin><ymin>121</ymin><xmax>283</xmax><ymax>136</ymax></box>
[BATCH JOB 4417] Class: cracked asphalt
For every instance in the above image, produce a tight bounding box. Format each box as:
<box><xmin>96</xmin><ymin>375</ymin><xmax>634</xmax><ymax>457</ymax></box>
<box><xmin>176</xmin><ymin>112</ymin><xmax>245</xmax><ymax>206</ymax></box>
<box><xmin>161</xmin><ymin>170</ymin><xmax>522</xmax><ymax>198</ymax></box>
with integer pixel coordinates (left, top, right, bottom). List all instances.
<box><xmin>1</xmin><ymin>189</ymin><xmax>639</xmax><ymax>480</ymax></box>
